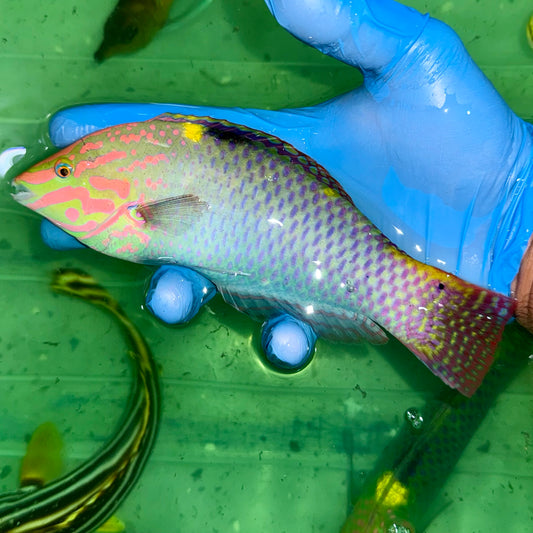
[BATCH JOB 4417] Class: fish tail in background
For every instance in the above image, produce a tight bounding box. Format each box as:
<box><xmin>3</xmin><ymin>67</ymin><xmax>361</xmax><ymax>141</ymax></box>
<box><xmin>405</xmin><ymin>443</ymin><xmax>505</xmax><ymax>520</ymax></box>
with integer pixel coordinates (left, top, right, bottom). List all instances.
<box><xmin>94</xmin><ymin>0</ymin><xmax>175</xmax><ymax>62</ymax></box>
<box><xmin>388</xmin><ymin>258</ymin><xmax>516</xmax><ymax>397</ymax></box>
<box><xmin>341</xmin><ymin>322</ymin><xmax>531</xmax><ymax>533</ymax></box>
<box><xmin>51</xmin><ymin>268</ymin><xmax>122</xmax><ymax>314</ymax></box>
<box><xmin>19</xmin><ymin>422</ymin><xmax>63</xmax><ymax>489</ymax></box>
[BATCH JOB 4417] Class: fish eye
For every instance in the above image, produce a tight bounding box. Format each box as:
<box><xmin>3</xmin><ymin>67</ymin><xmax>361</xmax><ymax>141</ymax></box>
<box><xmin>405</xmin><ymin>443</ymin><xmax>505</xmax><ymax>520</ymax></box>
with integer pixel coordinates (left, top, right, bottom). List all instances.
<box><xmin>54</xmin><ymin>161</ymin><xmax>73</xmax><ymax>178</ymax></box>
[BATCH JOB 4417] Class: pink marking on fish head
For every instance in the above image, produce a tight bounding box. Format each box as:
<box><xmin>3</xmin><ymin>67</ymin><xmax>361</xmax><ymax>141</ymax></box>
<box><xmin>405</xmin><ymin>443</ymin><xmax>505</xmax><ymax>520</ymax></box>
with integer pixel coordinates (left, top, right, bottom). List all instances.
<box><xmin>11</xmin><ymin>124</ymin><xmax>142</xmax><ymax>245</ymax></box>
<box><xmin>12</xmin><ymin>118</ymin><xmax>188</xmax><ymax>261</ymax></box>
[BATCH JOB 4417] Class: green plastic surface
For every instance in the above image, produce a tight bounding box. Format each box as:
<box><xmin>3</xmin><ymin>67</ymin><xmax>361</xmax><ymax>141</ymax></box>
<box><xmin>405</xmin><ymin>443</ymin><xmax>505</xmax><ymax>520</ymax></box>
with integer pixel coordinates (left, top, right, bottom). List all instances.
<box><xmin>0</xmin><ymin>1</ymin><xmax>532</xmax><ymax>532</ymax></box>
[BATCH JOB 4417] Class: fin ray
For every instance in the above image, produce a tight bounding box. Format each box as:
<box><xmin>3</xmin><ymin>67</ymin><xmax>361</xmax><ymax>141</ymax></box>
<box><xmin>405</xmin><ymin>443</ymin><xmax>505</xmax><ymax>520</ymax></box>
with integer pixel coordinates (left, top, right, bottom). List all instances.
<box><xmin>137</xmin><ymin>194</ymin><xmax>209</xmax><ymax>231</ymax></box>
<box><xmin>395</xmin><ymin>271</ymin><xmax>516</xmax><ymax>397</ymax></box>
<box><xmin>217</xmin><ymin>284</ymin><xmax>388</xmax><ymax>344</ymax></box>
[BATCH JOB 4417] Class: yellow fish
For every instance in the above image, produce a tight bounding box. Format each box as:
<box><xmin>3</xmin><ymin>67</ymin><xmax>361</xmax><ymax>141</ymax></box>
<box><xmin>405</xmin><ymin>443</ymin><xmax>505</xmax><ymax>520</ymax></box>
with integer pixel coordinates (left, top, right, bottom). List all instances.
<box><xmin>19</xmin><ymin>422</ymin><xmax>63</xmax><ymax>490</ymax></box>
<box><xmin>18</xmin><ymin>423</ymin><xmax>124</xmax><ymax>532</ymax></box>
<box><xmin>528</xmin><ymin>14</ymin><xmax>533</xmax><ymax>49</ymax></box>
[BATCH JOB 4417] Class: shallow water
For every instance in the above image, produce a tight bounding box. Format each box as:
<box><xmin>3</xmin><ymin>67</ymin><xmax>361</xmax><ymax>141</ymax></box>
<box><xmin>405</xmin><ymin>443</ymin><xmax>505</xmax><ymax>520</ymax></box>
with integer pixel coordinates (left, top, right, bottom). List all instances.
<box><xmin>0</xmin><ymin>1</ymin><xmax>532</xmax><ymax>531</ymax></box>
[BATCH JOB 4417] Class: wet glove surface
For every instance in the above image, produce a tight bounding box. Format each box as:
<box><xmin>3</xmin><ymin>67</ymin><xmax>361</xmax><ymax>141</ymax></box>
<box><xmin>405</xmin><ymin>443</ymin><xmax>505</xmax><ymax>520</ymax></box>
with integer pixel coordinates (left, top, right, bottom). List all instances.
<box><xmin>49</xmin><ymin>0</ymin><xmax>533</xmax><ymax>297</ymax></box>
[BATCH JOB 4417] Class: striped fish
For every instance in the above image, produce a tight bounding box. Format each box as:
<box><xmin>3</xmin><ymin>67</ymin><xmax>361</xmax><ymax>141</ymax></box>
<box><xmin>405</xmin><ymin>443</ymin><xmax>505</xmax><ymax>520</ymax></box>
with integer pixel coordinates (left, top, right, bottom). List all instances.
<box><xmin>0</xmin><ymin>269</ymin><xmax>161</xmax><ymax>532</ymax></box>
<box><xmin>12</xmin><ymin>114</ymin><xmax>516</xmax><ymax>396</ymax></box>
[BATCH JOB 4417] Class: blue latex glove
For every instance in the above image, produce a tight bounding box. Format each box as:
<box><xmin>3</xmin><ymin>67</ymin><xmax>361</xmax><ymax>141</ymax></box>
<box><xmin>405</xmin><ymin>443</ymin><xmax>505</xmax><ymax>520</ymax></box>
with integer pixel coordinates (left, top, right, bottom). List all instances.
<box><xmin>41</xmin><ymin>219</ymin><xmax>86</xmax><ymax>251</ymax></box>
<box><xmin>261</xmin><ymin>314</ymin><xmax>317</xmax><ymax>372</ymax></box>
<box><xmin>48</xmin><ymin>0</ymin><xmax>533</xmax><ymax>298</ymax></box>
<box><xmin>145</xmin><ymin>265</ymin><xmax>216</xmax><ymax>324</ymax></box>
<box><xmin>43</xmin><ymin>0</ymin><xmax>533</xmax><ymax>342</ymax></box>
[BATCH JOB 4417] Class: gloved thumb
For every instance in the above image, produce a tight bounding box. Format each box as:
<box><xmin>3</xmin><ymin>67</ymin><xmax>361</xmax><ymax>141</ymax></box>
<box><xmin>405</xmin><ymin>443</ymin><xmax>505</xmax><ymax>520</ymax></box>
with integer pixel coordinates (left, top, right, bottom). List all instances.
<box><xmin>263</xmin><ymin>0</ymin><xmax>427</xmax><ymax>74</ymax></box>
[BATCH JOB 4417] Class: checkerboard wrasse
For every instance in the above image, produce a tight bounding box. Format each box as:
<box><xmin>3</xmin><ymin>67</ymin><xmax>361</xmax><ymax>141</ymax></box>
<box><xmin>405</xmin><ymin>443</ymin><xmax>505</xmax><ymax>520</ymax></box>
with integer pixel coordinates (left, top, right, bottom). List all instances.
<box><xmin>12</xmin><ymin>114</ymin><xmax>516</xmax><ymax>396</ymax></box>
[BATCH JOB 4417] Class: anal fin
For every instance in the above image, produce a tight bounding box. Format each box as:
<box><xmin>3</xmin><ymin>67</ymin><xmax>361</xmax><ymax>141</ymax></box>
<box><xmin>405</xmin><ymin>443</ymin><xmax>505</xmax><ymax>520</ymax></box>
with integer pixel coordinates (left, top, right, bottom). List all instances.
<box><xmin>217</xmin><ymin>284</ymin><xmax>388</xmax><ymax>344</ymax></box>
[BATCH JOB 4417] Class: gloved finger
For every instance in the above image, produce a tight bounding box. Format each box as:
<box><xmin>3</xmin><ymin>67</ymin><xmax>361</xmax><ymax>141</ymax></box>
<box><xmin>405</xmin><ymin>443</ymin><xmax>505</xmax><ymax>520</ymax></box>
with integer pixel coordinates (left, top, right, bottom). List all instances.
<box><xmin>48</xmin><ymin>103</ymin><xmax>320</xmax><ymax>153</ymax></box>
<box><xmin>145</xmin><ymin>265</ymin><xmax>216</xmax><ymax>324</ymax></box>
<box><xmin>264</xmin><ymin>0</ymin><xmax>428</xmax><ymax>74</ymax></box>
<box><xmin>40</xmin><ymin>219</ymin><xmax>86</xmax><ymax>250</ymax></box>
<box><xmin>260</xmin><ymin>314</ymin><xmax>316</xmax><ymax>372</ymax></box>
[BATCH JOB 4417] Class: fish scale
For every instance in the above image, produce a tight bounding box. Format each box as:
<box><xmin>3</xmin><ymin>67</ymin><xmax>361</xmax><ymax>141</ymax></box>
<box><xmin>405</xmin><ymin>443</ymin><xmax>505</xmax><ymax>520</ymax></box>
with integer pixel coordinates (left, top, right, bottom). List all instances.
<box><xmin>13</xmin><ymin>114</ymin><xmax>516</xmax><ymax>396</ymax></box>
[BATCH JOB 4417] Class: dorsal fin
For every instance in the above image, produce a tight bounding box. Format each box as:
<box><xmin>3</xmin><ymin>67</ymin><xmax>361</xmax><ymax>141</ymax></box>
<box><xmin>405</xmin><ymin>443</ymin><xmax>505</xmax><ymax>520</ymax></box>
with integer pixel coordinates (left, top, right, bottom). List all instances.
<box><xmin>155</xmin><ymin>113</ymin><xmax>354</xmax><ymax>203</ymax></box>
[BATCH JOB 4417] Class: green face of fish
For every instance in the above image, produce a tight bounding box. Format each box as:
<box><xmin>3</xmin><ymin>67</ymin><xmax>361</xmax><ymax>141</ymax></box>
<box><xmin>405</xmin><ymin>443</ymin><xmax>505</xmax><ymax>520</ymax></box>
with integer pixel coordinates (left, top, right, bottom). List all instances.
<box><xmin>11</xmin><ymin>123</ymin><xmax>172</xmax><ymax>260</ymax></box>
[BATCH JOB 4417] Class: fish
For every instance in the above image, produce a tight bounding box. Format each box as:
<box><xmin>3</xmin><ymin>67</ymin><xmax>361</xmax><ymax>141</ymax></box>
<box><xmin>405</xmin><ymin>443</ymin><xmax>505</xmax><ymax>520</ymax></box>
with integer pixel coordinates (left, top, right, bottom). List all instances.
<box><xmin>340</xmin><ymin>321</ymin><xmax>531</xmax><ymax>532</ymax></box>
<box><xmin>17</xmin><ymin>422</ymin><xmax>125</xmax><ymax>533</ymax></box>
<box><xmin>19</xmin><ymin>422</ymin><xmax>63</xmax><ymax>490</ymax></box>
<box><xmin>12</xmin><ymin>114</ymin><xmax>516</xmax><ymax>396</ymax></box>
<box><xmin>94</xmin><ymin>0</ymin><xmax>175</xmax><ymax>62</ymax></box>
<box><xmin>0</xmin><ymin>269</ymin><xmax>161</xmax><ymax>532</ymax></box>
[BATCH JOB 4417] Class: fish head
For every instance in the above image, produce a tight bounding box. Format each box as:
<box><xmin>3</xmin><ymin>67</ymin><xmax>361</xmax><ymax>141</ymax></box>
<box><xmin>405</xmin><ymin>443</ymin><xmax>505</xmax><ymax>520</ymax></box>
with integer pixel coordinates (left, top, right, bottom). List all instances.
<box><xmin>11</xmin><ymin>126</ymin><xmax>164</xmax><ymax>260</ymax></box>
<box><xmin>20</xmin><ymin>421</ymin><xmax>63</xmax><ymax>489</ymax></box>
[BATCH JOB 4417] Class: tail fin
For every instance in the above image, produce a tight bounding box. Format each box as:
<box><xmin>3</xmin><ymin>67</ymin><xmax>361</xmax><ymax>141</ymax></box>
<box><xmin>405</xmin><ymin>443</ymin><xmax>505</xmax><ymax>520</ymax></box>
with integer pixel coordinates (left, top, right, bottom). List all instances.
<box><xmin>397</xmin><ymin>268</ymin><xmax>516</xmax><ymax>397</ymax></box>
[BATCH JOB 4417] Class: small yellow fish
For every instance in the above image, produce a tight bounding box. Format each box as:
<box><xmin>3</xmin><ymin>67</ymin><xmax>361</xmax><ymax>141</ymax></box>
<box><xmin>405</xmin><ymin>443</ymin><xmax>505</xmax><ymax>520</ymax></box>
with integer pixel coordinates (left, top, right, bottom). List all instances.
<box><xmin>17</xmin><ymin>422</ymin><xmax>125</xmax><ymax>533</ymax></box>
<box><xmin>94</xmin><ymin>0</ymin><xmax>175</xmax><ymax>62</ymax></box>
<box><xmin>19</xmin><ymin>422</ymin><xmax>63</xmax><ymax>489</ymax></box>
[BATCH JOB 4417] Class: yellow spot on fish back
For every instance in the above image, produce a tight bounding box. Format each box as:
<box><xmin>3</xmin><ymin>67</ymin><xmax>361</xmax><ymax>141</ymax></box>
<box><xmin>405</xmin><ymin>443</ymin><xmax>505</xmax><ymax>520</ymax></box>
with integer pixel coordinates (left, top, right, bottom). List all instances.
<box><xmin>183</xmin><ymin>123</ymin><xmax>206</xmax><ymax>143</ymax></box>
<box><xmin>375</xmin><ymin>471</ymin><xmax>409</xmax><ymax>508</ymax></box>
<box><xmin>323</xmin><ymin>187</ymin><xmax>338</xmax><ymax>197</ymax></box>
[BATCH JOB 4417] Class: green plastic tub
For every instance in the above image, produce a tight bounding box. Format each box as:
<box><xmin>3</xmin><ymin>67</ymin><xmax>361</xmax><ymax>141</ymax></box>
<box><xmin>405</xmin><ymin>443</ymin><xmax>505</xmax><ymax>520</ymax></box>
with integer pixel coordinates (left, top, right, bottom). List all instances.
<box><xmin>0</xmin><ymin>1</ymin><xmax>532</xmax><ymax>531</ymax></box>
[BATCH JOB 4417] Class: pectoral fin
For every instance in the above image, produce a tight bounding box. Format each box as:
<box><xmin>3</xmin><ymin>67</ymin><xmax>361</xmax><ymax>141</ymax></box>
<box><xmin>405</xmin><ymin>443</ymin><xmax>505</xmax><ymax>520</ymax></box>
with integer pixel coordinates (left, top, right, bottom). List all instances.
<box><xmin>137</xmin><ymin>194</ymin><xmax>210</xmax><ymax>232</ymax></box>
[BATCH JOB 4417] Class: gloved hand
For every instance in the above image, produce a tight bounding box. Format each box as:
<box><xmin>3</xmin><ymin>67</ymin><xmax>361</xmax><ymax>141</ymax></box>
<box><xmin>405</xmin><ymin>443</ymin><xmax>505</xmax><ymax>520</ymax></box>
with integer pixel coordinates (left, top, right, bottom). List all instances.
<box><xmin>42</xmin><ymin>0</ymin><xmax>533</xmax><ymax>351</ymax></box>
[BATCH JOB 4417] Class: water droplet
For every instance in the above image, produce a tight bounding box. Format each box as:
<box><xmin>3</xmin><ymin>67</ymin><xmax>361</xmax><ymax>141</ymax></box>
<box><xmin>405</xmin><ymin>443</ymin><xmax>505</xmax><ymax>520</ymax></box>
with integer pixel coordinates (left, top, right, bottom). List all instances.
<box><xmin>387</xmin><ymin>524</ymin><xmax>412</xmax><ymax>533</ymax></box>
<box><xmin>405</xmin><ymin>407</ymin><xmax>424</xmax><ymax>430</ymax></box>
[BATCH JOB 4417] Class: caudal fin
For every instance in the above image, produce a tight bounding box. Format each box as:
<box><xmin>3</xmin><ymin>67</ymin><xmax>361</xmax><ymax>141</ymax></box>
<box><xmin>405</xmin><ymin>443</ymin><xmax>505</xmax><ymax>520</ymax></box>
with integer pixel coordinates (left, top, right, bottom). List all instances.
<box><xmin>397</xmin><ymin>269</ymin><xmax>516</xmax><ymax>397</ymax></box>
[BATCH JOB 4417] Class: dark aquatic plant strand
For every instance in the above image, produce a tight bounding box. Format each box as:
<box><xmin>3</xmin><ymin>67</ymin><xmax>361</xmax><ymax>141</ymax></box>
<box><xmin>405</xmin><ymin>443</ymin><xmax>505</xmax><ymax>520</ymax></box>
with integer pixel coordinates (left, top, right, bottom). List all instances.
<box><xmin>341</xmin><ymin>322</ymin><xmax>532</xmax><ymax>533</ymax></box>
<box><xmin>0</xmin><ymin>268</ymin><xmax>161</xmax><ymax>532</ymax></box>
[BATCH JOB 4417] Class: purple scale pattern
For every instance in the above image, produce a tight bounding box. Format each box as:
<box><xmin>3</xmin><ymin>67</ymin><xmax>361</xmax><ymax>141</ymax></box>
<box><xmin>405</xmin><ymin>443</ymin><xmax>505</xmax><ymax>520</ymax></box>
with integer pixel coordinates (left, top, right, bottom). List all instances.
<box><xmin>21</xmin><ymin>113</ymin><xmax>514</xmax><ymax>396</ymax></box>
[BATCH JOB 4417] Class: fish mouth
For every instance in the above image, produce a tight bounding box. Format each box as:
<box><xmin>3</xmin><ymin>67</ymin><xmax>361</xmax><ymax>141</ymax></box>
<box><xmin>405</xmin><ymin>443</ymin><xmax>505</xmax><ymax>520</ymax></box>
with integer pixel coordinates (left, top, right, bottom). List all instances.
<box><xmin>11</xmin><ymin>181</ymin><xmax>34</xmax><ymax>204</ymax></box>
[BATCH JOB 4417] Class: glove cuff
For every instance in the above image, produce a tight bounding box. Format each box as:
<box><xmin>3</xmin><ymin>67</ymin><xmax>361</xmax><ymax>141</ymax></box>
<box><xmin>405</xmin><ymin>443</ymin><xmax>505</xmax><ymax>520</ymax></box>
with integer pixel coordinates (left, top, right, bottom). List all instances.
<box><xmin>512</xmin><ymin>233</ymin><xmax>533</xmax><ymax>332</ymax></box>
